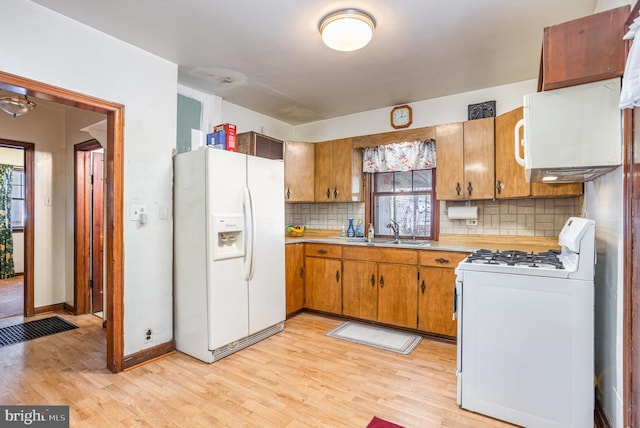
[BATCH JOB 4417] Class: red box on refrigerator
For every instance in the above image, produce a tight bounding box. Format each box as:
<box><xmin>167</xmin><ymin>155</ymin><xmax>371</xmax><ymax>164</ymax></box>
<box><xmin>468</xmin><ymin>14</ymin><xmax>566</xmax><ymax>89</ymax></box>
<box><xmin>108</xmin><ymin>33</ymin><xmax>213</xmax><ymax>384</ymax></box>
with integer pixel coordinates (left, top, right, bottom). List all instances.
<box><xmin>213</xmin><ymin>123</ymin><xmax>237</xmax><ymax>152</ymax></box>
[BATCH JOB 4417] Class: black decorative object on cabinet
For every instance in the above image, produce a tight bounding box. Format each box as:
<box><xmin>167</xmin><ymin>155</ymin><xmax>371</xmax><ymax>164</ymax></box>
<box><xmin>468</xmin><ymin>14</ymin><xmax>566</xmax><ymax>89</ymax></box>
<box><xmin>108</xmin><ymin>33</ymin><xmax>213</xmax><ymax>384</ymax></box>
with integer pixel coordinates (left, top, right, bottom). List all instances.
<box><xmin>468</xmin><ymin>100</ymin><xmax>496</xmax><ymax>120</ymax></box>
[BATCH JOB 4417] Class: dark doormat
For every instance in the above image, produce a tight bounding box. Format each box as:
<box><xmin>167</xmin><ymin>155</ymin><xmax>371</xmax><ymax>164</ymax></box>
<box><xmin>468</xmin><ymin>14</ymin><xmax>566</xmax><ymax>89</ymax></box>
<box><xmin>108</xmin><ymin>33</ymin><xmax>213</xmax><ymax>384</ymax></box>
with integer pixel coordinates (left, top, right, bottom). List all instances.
<box><xmin>0</xmin><ymin>316</ymin><xmax>78</xmax><ymax>347</ymax></box>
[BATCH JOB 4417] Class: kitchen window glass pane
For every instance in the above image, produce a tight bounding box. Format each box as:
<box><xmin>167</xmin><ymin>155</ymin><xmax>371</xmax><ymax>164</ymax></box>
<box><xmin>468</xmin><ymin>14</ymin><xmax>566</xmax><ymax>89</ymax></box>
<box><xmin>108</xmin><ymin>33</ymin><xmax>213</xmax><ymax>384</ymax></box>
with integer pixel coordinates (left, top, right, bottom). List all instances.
<box><xmin>413</xmin><ymin>170</ymin><xmax>432</xmax><ymax>191</ymax></box>
<box><xmin>371</xmin><ymin>168</ymin><xmax>435</xmax><ymax>240</ymax></box>
<box><xmin>393</xmin><ymin>171</ymin><xmax>412</xmax><ymax>192</ymax></box>
<box><xmin>375</xmin><ymin>172</ymin><xmax>394</xmax><ymax>192</ymax></box>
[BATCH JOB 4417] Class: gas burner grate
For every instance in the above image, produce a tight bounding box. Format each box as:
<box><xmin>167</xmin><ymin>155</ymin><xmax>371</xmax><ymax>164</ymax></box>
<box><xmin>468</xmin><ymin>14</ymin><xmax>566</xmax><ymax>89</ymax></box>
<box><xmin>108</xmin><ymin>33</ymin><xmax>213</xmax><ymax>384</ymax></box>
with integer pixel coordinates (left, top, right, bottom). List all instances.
<box><xmin>466</xmin><ymin>249</ymin><xmax>565</xmax><ymax>269</ymax></box>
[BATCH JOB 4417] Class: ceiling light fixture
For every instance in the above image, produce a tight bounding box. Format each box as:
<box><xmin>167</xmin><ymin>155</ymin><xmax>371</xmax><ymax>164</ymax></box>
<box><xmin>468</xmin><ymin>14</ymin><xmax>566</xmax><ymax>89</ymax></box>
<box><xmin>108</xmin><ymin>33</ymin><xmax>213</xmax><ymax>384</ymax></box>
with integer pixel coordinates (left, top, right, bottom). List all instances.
<box><xmin>0</xmin><ymin>94</ymin><xmax>36</xmax><ymax>118</ymax></box>
<box><xmin>319</xmin><ymin>9</ymin><xmax>376</xmax><ymax>52</ymax></box>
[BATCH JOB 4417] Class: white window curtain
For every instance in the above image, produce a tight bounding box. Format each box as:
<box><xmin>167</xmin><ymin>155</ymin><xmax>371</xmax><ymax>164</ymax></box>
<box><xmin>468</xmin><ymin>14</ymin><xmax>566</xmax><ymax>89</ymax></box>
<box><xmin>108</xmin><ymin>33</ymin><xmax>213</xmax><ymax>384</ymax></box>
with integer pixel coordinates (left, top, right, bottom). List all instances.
<box><xmin>362</xmin><ymin>139</ymin><xmax>436</xmax><ymax>173</ymax></box>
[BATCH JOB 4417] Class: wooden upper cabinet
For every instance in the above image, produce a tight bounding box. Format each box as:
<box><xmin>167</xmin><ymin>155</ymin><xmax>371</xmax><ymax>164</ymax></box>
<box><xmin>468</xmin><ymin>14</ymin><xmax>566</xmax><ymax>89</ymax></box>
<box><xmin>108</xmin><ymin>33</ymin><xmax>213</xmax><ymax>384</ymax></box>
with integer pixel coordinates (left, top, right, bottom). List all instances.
<box><xmin>435</xmin><ymin>118</ymin><xmax>494</xmax><ymax>200</ymax></box>
<box><xmin>541</xmin><ymin>5</ymin><xmax>628</xmax><ymax>91</ymax></box>
<box><xmin>495</xmin><ymin>107</ymin><xmax>582</xmax><ymax>198</ymax></box>
<box><xmin>314</xmin><ymin>138</ymin><xmax>363</xmax><ymax>202</ymax></box>
<box><xmin>463</xmin><ymin>117</ymin><xmax>495</xmax><ymax>200</ymax></box>
<box><xmin>495</xmin><ymin>107</ymin><xmax>532</xmax><ymax>198</ymax></box>
<box><xmin>435</xmin><ymin>122</ymin><xmax>465</xmax><ymax>200</ymax></box>
<box><xmin>284</xmin><ymin>141</ymin><xmax>315</xmax><ymax>202</ymax></box>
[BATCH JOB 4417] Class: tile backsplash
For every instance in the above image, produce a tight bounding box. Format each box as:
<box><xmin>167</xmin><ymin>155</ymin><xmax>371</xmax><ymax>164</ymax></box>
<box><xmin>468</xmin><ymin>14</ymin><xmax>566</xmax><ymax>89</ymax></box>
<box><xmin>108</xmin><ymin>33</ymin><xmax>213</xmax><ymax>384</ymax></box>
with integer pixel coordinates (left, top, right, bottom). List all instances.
<box><xmin>286</xmin><ymin>196</ymin><xmax>583</xmax><ymax>237</ymax></box>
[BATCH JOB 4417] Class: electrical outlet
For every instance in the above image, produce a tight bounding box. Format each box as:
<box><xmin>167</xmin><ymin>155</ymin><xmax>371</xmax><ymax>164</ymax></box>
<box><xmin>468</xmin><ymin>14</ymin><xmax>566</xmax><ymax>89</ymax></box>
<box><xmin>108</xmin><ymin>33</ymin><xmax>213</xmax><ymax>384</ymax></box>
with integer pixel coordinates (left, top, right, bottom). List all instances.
<box><xmin>144</xmin><ymin>328</ymin><xmax>152</xmax><ymax>343</ymax></box>
<box><xmin>466</xmin><ymin>219</ymin><xmax>478</xmax><ymax>226</ymax></box>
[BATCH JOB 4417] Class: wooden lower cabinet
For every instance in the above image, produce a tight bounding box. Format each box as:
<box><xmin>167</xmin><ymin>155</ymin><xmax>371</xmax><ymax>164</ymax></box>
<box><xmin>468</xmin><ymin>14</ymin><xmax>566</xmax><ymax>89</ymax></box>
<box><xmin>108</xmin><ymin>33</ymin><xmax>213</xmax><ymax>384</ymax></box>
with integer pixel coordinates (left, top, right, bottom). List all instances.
<box><xmin>417</xmin><ymin>251</ymin><xmax>469</xmax><ymax>338</ymax></box>
<box><xmin>304</xmin><ymin>243</ymin><xmax>343</xmax><ymax>314</ymax></box>
<box><xmin>285</xmin><ymin>243</ymin><xmax>305</xmax><ymax>316</ymax></box>
<box><xmin>377</xmin><ymin>263</ymin><xmax>418</xmax><ymax>329</ymax></box>
<box><xmin>342</xmin><ymin>260</ymin><xmax>378</xmax><ymax>320</ymax></box>
<box><xmin>342</xmin><ymin>246</ymin><xmax>418</xmax><ymax>329</ymax></box>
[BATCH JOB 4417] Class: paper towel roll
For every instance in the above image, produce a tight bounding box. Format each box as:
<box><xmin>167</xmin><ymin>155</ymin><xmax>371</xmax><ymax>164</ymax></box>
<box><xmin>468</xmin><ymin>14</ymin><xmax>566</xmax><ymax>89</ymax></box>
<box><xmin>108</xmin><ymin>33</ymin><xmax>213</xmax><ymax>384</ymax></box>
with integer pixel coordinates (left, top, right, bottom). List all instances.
<box><xmin>447</xmin><ymin>206</ymin><xmax>478</xmax><ymax>220</ymax></box>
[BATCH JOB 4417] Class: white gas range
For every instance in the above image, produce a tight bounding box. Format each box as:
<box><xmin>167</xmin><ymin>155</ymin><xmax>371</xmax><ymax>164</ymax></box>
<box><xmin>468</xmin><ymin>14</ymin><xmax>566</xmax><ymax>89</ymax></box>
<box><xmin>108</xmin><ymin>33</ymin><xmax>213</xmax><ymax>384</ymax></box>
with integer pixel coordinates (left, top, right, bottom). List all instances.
<box><xmin>454</xmin><ymin>217</ymin><xmax>595</xmax><ymax>428</ymax></box>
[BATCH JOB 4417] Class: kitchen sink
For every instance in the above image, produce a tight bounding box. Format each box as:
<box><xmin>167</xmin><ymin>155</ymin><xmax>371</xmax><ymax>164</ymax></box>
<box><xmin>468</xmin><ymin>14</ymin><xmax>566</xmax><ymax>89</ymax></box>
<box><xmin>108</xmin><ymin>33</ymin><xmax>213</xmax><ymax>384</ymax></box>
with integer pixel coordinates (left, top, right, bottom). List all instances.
<box><xmin>388</xmin><ymin>240</ymin><xmax>431</xmax><ymax>246</ymax></box>
<box><xmin>346</xmin><ymin>237</ymin><xmax>393</xmax><ymax>244</ymax></box>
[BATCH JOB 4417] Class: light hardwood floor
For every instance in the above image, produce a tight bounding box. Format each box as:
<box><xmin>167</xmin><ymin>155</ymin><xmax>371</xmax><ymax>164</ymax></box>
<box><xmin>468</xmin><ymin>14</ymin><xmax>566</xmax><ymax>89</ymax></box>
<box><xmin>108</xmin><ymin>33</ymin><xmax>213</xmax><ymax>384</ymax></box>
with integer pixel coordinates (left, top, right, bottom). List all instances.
<box><xmin>0</xmin><ymin>311</ymin><xmax>514</xmax><ymax>427</ymax></box>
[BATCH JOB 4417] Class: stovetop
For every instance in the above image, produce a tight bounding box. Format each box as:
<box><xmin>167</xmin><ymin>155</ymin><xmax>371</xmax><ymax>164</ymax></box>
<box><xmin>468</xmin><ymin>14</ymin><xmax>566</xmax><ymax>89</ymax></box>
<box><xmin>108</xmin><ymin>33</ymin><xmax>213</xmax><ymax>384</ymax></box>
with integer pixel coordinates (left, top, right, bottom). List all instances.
<box><xmin>465</xmin><ymin>249</ymin><xmax>564</xmax><ymax>270</ymax></box>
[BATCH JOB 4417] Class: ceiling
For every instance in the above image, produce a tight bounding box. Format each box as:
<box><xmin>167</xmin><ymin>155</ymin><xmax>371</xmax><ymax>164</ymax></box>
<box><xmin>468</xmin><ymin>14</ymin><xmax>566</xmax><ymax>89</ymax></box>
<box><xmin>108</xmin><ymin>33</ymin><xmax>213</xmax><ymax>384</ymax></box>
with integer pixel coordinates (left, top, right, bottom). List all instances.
<box><xmin>30</xmin><ymin>0</ymin><xmax>599</xmax><ymax>125</ymax></box>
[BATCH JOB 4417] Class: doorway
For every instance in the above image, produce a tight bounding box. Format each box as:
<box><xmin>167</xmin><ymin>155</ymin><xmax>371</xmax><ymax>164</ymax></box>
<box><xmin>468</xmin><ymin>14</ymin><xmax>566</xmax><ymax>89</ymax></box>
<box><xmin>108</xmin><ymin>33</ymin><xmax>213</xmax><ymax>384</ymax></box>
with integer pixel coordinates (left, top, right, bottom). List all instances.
<box><xmin>0</xmin><ymin>70</ymin><xmax>125</xmax><ymax>373</ymax></box>
<box><xmin>74</xmin><ymin>140</ymin><xmax>104</xmax><ymax>318</ymax></box>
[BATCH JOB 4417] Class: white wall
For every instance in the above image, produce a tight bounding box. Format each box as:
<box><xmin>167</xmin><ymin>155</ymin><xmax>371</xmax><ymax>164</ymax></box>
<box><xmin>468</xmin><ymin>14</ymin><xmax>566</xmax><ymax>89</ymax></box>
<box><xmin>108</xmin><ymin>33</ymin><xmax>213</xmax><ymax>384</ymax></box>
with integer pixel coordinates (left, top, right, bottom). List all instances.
<box><xmin>177</xmin><ymin>85</ymin><xmax>295</xmax><ymax>144</ymax></box>
<box><xmin>4</xmin><ymin>1</ymin><xmax>177</xmax><ymax>355</ymax></box>
<box><xmin>293</xmin><ymin>80</ymin><xmax>537</xmax><ymax>142</ymax></box>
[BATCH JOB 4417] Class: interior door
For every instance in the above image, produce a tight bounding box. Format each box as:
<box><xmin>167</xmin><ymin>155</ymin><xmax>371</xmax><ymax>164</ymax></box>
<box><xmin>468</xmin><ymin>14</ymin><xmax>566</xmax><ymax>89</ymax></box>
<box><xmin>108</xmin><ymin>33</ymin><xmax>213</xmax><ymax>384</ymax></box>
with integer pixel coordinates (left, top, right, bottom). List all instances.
<box><xmin>91</xmin><ymin>152</ymin><xmax>104</xmax><ymax>313</ymax></box>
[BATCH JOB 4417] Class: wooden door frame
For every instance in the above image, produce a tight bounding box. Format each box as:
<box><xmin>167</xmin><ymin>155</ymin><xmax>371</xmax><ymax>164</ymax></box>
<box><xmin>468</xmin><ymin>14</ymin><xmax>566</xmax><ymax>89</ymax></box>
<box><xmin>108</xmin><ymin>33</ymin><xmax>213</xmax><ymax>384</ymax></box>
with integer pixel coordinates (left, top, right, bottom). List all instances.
<box><xmin>74</xmin><ymin>139</ymin><xmax>102</xmax><ymax>315</ymax></box>
<box><xmin>0</xmin><ymin>71</ymin><xmax>125</xmax><ymax>373</ymax></box>
<box><xmin>0</xmin><ymin>140</ymin><xmax>34</xmax><ymax>318</ymax></box>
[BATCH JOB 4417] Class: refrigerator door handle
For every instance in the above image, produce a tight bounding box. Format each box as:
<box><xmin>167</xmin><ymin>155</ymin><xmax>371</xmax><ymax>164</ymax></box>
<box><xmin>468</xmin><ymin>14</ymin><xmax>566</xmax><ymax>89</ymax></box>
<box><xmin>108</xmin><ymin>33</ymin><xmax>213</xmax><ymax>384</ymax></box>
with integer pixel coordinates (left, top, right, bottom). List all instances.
<box><xmin>242</xmin><ymin>187</ymin><xmax>255</xmax><ymax>281</ymax></box>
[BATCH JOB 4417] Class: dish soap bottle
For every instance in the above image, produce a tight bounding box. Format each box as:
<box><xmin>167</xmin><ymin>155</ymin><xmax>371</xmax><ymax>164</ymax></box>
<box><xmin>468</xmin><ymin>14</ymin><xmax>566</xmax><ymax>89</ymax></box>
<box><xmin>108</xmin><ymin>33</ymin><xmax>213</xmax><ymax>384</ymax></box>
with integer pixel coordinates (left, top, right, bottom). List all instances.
<box><xmin>347</xmin><ymin>218</ymin><xmax>355</xmax><ymax>238</ymax></box>
<box><xmin>367</xmin><ymin>223</ymin><xmax>375</xmax><ymax>242</ymax></box>
<box><xmin>356</xmin><ymin>219</ymin><xmax>364</xmax><ymax>237</ymax></box>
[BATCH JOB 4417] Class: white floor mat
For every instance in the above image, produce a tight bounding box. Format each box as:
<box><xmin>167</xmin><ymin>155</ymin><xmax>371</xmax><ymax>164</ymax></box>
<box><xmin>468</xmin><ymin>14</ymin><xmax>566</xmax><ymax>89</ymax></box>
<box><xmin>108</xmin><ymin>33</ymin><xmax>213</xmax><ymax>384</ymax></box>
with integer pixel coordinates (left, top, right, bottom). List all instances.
<box><xmin>326</xmin><ymin>321</ymin><xmax>422</xmax><ymax>355</ymax></box>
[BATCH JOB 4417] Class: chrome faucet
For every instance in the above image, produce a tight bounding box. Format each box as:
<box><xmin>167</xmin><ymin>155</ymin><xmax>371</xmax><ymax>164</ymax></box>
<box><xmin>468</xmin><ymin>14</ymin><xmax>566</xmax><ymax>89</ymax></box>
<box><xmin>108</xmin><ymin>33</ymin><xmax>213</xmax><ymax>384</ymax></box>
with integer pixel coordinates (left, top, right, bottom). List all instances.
<box><xmin>386</xmin><ymin>219</ymin><xmax>400</xmax><ymax>242</ymax></box>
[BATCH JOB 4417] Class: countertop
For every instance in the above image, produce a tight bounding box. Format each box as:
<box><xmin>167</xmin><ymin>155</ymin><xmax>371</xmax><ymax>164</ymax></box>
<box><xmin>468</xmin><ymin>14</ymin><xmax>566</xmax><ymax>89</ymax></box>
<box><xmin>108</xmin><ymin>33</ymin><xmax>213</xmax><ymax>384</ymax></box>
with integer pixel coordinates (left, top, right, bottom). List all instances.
<box><xmin>285</xmin><ymin>229</ymin><xmax>560</xmax><ymax>254</ymax></box>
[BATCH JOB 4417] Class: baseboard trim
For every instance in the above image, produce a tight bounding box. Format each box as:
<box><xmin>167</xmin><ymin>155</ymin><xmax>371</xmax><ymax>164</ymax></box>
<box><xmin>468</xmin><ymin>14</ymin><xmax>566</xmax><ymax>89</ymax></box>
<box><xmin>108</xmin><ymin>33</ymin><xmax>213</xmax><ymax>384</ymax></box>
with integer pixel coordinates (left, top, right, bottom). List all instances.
<box><xmin>123</xmin><ymin>341</ymin><xmax>175</xmax><ymax>370</ymax></box>
<box><xmin>595</xmin><ymin>396</ymin><xmax>612</xmax><ymax>428</ymax></box>
<box><xmin>63</xmin><ymin>303</ymin><xmax>74</xmax><ymax>314</ymax></box>
<box><xmin>34</xmin><ymin>303</ymin><xmax>65</xmax><ymax>314</ymax></box>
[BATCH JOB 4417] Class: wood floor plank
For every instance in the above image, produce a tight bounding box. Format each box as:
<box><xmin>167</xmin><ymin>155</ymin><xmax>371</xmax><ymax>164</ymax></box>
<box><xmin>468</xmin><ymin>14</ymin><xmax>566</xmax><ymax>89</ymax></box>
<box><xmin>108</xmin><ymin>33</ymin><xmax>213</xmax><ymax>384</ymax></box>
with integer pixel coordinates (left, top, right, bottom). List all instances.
<box><xmin>0</xmin><ymin>311</ymin><xmax>516</xmax><ymax>427</ymax></box>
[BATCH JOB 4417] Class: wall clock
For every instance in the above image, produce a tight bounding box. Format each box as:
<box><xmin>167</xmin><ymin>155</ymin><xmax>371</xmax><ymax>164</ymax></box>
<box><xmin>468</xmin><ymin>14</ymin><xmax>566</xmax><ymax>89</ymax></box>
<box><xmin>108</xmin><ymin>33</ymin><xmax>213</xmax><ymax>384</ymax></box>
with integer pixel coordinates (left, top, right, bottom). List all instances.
<box><xmin>390</xmin><ymin>105</ymin><xmax>412</xmax><ymax>129</ymax></box>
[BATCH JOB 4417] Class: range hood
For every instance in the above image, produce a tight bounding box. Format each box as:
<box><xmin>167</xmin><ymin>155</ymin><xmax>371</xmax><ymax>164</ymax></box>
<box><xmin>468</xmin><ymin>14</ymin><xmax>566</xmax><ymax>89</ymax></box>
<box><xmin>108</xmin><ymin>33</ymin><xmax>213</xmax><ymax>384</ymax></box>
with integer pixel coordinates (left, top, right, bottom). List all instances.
<box><xmin>515</xmin><ymin>78</ymin><xmax>622</xmax><ymax>183</ymax></box>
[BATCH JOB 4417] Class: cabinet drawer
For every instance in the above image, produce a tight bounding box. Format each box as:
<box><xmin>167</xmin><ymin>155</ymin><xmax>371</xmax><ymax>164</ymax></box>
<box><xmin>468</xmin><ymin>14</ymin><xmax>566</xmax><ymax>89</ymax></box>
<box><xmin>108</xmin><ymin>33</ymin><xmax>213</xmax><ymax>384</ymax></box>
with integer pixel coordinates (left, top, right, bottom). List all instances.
<box><xmin>419</xmin><ymin>251</ymin><xmax>468</xmax><ymax>267</ymax></box>
<box><xmin>305</xmin><ymin>243</ymin><xmax>342</xmax><ymax>258</ymax></box>
<box><xmin>343</xmin><ymin>246</ymin><xmax>417</xmax><ymax>265</ymax></box>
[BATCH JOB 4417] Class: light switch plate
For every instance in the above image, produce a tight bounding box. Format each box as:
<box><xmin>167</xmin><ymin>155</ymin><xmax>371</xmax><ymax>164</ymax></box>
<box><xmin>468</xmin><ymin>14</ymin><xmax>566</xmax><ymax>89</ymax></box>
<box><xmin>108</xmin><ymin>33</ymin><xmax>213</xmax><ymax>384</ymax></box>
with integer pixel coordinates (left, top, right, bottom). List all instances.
<box><xmin>130</xmin><ymin>204</ymin><xmax>147</xmax><ymax>221</ymax></box>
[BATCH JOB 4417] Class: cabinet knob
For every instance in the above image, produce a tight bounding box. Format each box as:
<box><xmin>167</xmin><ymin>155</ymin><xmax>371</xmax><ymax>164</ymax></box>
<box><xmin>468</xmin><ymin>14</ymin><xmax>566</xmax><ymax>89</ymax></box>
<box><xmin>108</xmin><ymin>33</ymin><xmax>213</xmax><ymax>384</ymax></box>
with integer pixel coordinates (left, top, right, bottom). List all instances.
<box><xmin>380</xmin><ymin>276</ymin><xmax>384</xmax><ymax>288</ymax></box>
<box><xmin>300</xmin><ymin>268</ymin><xmax>304</xmax><ymax>278</ymax></box>
<box><xmin>334</xmin><ymin>187</ymin><xmax>338</xmax><ymax>198</ymax></box>
<box><xmin>326</xmin><ymin>188</ymin><xmax>331</xmax><ymax>199</ymax></box>
<box><xmin>421</xmin><ymin>280</ymin><xmax>426</xmax><ymax>294</ymax></box>
<box><xmin>455</xmin><ymin>182</ymin><xmax>461</xmax><ymax>196</ymax></box>
<box><xmin>435</xmin><ymin>257</ymin><xmax>450</xmax><ymax>264</ymax></box>
<box><xmin>370</xmin><ymin>274</ymin><xmax>375</xmax><ymax>287</ymax></box>
<box><xmin>467</xmin><ymin>182</ymin><xmax>473</xmax><ymax>196</ymax></box>
<box><xmin>335</xmin><ymin>270</ymin><xmax>340</xmax><ymax>282</ymax></box>
<box><xmin>286</xmin><ymin>188</ymin><xmax>291</xmax><ymax>199</ymax></box>
<box><xmin>317</xmin><ymin>249</ymin><xmax>327</xmax><ymax>254</ymax></box>
<box><xmin>496</xmin><ymin>180</ymin><xmax>503</xmax><ymax>194</ymax></box>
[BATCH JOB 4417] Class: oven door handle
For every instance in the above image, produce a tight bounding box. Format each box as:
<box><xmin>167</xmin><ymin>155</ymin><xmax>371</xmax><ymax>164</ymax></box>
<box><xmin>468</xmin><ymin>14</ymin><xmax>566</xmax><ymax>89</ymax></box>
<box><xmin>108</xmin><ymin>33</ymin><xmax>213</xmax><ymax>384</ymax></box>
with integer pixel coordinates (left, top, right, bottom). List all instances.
<box><xmin>453</xmin><ymin>286</ymin><xmax>457</xmax><ymax>320</ymax></box>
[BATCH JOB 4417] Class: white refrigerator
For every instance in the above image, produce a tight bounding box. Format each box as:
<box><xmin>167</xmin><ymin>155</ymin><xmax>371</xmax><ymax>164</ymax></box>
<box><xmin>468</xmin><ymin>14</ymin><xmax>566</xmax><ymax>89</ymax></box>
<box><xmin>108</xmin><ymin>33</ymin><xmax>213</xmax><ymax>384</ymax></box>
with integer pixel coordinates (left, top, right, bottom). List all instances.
<box><xmin>173</xmin><ymin>146</ymin><xmax>285</xmax><ymax>363</ymax></box>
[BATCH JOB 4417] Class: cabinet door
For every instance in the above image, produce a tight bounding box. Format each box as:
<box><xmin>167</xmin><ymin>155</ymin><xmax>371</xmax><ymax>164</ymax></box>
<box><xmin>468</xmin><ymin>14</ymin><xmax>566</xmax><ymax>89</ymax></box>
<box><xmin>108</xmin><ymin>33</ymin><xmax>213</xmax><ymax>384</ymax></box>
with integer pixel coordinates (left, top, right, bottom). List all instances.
<box><xmin>417</xmin><ymin>266</ymin><xmax>457</xmax><ymax>337</ymax></box>
<box><xmin>342</xmin><ymin>260</ymin><xmax>378</xmax><ymax>320</ymax></box>
<box><xmin>305</xmin><ymin>257</ymin><xmax>342</xmax><ymax>313</ymax></box>
<box><xmin>542</xmin><ymin>5</ymin><xmax>627</xmax><ymax>91</ymax></box>
<box><xmin>314</xmin><ymin>141</ymin><xmax>334</xmax><ymax>201</ymax></box>
<box><xmin>495</xmin><ymin>107</ymin><xmax>530</xmax><ymax>199</ymax></box>
<box><xmin>377</xmin><ymin>263</ymin><xmax>417</xmax><ymax>329</ymax></box>
<box><xmin>331</xmin><ymin>138</ymin><xmax>353</xmax><ymax>201</ymax></box>
<box><xmin>285</xmin><ymin>243</ymin><xmax>305</xmax><ymax>316</ymax></box>
<box><xmin>463</xmin><ymin>117</ymin><xmax>495</xmax><ymax>200</ymax></box>
<box><xmin>436</xmin><ymin>122</ymin><xmax>465</xmax><ymax>200</ymax></box>
<box><xmin>284</xmin><ymin>141</ymin><xmax>315</xmax><ymax>202</ymax></box>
